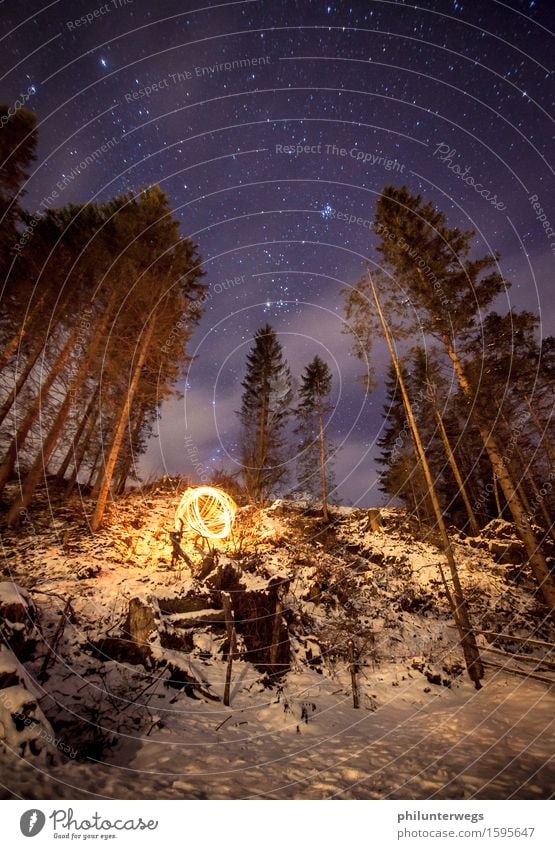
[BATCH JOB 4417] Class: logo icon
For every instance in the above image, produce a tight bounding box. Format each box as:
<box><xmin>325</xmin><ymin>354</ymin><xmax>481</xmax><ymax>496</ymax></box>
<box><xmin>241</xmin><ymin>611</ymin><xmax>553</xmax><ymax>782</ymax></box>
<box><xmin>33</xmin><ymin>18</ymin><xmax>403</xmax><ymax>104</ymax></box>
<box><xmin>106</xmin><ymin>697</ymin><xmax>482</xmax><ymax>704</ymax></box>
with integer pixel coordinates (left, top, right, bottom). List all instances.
<box><xmin>20</xmin><ymin>810</ymin><xmax>46</xmax><ymax>837</ymax></box>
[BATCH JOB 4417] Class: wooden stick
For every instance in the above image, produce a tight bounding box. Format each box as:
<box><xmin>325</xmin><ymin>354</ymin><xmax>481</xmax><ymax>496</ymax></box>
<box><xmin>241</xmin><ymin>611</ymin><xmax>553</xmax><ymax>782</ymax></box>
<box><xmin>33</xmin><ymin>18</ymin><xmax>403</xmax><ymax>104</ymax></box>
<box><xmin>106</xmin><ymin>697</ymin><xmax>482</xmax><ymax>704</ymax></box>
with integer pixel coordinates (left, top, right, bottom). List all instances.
<box><xmin>482</xmin><ymin>644</ymin><xmax>555</xmax><ymax>671</ymax></box>
<box><xmin>368</xmin><ymin>271</ymin><xmax>483</xmax><ymax>689</ymax></box>
<box><xmin>222</xmin><ymin>592</ymin><xmax>236</xmax><ymax>707</ymax></box>
<box><xmin>348</xmin><ymin>639</ymin><xmax>360</xmax><ymax>709</ymax></box>
<box><xmin>215</xmin><ymin>714</ymin><xmax>233</xmax><ymax>732</ymax></box>
<box><xmin>269</xmin><ymin>598</ymin><xmax>282</xmax><ymax>667</ymax></box>
<box><xmin>481</xmin><ymin>659</ymin><xmax>555</xmax><ymax>686</ymax></box>
<box><xmin>448</xmin><ymin>627</ymin><xmax>555</xmax><ymax>650</ymax></box>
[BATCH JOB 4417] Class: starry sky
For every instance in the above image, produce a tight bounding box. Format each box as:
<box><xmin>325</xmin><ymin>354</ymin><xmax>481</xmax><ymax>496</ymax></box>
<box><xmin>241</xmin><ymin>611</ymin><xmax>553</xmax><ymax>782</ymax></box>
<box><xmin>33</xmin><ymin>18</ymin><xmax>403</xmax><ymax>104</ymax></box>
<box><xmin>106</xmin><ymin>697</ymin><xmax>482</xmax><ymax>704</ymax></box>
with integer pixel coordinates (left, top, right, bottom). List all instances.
<box><xmin>2</xmin><ymin>0</ymin><xmax>553</xmax><ymax>506</ymax></box>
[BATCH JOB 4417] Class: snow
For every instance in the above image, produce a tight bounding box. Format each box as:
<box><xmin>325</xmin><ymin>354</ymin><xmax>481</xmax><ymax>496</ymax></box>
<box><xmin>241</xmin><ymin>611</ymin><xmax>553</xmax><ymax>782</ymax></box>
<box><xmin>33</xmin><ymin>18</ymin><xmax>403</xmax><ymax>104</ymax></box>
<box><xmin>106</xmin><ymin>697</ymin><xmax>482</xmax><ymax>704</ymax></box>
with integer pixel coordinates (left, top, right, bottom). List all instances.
<box><xmin>0</xmin><ymin>581</ymin><xmax>31</xmax><ymax>607</ymax></box>
<box><xmin>0</xmin><ymin>489</ymin><xmax>553</xmax><ymax>799</ymax></box>
<box><xmin>0</xmin><ymin>671</ymin><xmax>553</xmax><ymax>799</ymax></box>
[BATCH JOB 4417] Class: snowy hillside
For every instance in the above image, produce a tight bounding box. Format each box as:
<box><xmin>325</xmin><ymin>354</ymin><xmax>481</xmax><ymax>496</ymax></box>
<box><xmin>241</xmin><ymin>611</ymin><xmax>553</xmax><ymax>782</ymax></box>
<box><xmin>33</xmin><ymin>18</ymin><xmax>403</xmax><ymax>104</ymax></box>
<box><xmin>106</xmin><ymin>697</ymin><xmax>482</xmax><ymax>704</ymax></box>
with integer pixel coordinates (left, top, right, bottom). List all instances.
<box><xmin>1</xmin><ymin>484</ymin><xmax>554</xmax><ymax>799</ymax></box>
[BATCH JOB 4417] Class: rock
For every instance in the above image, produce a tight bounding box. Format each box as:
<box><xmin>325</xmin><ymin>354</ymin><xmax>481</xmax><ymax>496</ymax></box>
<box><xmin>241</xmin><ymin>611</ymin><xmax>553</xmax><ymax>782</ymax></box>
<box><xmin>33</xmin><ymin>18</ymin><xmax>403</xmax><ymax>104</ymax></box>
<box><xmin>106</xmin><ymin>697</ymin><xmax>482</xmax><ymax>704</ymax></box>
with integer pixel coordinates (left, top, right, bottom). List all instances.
<box><xmin>0</xmin><ymin>582</ymin><xmax>37</xmax><ymax>660</ymax></box>
<box><xmin>0</xmin><ymin>647</ymin><xmax>58</xmax><ymax>762</ymax></box>
<box><xmin>76</xmin><ymin>562</ymin><xmax>101</xmax><ymax>580</ymax></box>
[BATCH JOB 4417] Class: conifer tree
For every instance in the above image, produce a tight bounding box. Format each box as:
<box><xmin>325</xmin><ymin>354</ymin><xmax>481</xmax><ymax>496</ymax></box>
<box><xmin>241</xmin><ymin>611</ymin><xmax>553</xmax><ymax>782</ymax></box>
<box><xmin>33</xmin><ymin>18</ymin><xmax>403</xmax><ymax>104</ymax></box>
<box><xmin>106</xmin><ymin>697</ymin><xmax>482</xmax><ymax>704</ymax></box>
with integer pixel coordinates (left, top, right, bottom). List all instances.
<box><xmin>371</xmin><ymin>186</ymin><xmax>555</xmax><ymax>616</ymax></box>
<box><xmin>239</xmin><ymin>324</ymin><xmax>292</xmax><ymax>503</ymax></box>
<box><xmin>295</xmin><ymin>355</ymin><xmax>335</xmax><ymax>521</ymax></box>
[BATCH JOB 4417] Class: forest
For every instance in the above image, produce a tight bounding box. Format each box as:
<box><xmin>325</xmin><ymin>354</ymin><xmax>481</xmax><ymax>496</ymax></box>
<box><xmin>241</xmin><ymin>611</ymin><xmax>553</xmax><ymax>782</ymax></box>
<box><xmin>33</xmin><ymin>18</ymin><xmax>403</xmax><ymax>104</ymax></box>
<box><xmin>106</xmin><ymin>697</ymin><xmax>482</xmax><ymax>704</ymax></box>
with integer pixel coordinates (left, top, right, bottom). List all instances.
<box><xmin>2</xmin><ymin>105</ymin><xmax>553</xmax><ymax>609</ymax></box>
<box><xmin>1</xmin><ymin>80</ymin><xmax>555</xmax><ymax>808</ymax></box>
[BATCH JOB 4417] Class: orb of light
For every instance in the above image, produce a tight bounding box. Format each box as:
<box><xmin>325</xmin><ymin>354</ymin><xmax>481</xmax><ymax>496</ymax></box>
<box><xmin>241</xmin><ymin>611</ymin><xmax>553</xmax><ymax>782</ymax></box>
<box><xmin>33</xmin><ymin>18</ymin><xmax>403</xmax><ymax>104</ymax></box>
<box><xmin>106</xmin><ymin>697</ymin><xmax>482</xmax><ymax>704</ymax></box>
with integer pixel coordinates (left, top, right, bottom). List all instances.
<box><xmin>175</xmin><ymin>486</ymin><xmax>237</xmax><ymax>540</ymax></box>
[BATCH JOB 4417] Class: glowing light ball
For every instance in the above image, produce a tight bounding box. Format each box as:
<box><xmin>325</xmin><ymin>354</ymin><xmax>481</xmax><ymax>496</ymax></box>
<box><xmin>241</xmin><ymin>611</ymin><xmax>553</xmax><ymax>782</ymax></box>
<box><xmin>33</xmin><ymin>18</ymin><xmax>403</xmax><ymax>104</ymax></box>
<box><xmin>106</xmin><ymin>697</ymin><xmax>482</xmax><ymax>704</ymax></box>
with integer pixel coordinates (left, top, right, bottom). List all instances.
<box><xmin>175</xmin><ymin>486</ymin><xmax>237</xmax><ymax>540</ymax></box>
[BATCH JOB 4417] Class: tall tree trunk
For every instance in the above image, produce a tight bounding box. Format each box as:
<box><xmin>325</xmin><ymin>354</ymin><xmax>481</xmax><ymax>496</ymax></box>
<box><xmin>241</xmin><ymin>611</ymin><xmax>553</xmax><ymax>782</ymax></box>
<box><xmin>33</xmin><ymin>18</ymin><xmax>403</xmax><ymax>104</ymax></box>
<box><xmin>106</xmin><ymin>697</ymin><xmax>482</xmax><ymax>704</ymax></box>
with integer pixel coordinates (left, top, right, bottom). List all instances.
<box><xmin>507</xmin><ymin>430</ymin><xmax>555</xmax><ymax>542</ymax></box>
<box><xmin>0</xmin><ymin>334</ymin><xmax>45</xmax><ymax>428</ymax></box>
<box><xmin>85</xmin><ymin>447</ymin><xmax>102</xmax><ymax>489</ymax></box>
<box><xmin>428</xmin><ymin>384</ymin><xmax>480</xmax><ymax>535</ymax></box>
<box><xmin>442</xmin><ymin>336</ymin><xmax>555</xmax><ymax>618</ymax></box>
<box><xmin>0</xmin><ymin>327</ymin><xmax>79</xmax><ymax>499</ymax></box>
<box><xmin>57</xmin><ymin>383</ymin><xmax>100</xmax><ymax>479</ymax></box>
<box><xmin>0</xmin><ymin>290</ymin><xmax>48</xmax><ymax>374</ymax></box>
<box><xmin>369</xmin><ymin>273</ymin><xmax>483</xmax><ymax>687</ymax></box>
<box><xmin>115</xmin><ymin>463</ymin><xmax>130</xmax><ymax>496</ymax></box>
<box><xmin>65</xmin><ymin>396</ymin><xmax>100</xmax><ymax>496</ymax></box>
<box><xmin>116</xmin><ymin>401</ymin><xmax>146</xmax><ymax>494</ymax></box>
<box><xmin>526</xmin><ymin>395</ymin><xmax>555</xmax><ymax>471</ymax></box>
<box><xmin>7</xmin><ymin>295</ymin><xmax>116</xmax><ymax>525</ymax></box>
<box><xmin>255</xmin><ymin>392</ymin><xmax>269</xmax><ymax>502</ymax></box>
<box><xmin>318</xmin><ymin>409</ymin><xmax>329</xmax><ymax>522</ymax></box>
<box><xmin>90</xmin><ymin>319</ymin><xmax>155</xmax><ymax>531</ymax></box>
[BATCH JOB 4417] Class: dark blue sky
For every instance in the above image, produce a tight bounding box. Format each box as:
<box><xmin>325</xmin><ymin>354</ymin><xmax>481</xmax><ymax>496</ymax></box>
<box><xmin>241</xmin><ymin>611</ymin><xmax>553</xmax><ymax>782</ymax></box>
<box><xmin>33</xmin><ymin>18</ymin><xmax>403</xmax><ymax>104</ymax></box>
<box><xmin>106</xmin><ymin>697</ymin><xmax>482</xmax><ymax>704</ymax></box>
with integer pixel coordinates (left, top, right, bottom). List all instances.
<box><xmin>2</xmin><ymin>0</ymin><xmax>553</xmax><ymax>505</ymax></box>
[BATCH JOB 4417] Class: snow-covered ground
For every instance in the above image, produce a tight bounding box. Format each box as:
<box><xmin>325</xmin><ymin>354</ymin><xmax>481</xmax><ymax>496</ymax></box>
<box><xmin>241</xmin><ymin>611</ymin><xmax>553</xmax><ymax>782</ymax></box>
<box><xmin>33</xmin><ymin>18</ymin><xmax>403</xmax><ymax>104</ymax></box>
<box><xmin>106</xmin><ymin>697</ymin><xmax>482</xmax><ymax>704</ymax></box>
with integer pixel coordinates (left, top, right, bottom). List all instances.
<box><xmin>1</xmin><ymin>487</ymin><xmax>553</xmax><ymax>799</ymax></box>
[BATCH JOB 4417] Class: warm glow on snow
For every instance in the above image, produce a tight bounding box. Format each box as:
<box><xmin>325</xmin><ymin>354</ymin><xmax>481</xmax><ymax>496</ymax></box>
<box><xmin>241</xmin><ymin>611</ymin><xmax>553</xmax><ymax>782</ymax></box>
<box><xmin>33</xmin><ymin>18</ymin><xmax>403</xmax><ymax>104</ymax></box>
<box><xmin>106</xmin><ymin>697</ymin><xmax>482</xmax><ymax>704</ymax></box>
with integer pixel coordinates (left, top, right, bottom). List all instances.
<box><xmin>175</xmin><ymin>486</ymin><xmax>237</xmax><ymax>540</ymax></box>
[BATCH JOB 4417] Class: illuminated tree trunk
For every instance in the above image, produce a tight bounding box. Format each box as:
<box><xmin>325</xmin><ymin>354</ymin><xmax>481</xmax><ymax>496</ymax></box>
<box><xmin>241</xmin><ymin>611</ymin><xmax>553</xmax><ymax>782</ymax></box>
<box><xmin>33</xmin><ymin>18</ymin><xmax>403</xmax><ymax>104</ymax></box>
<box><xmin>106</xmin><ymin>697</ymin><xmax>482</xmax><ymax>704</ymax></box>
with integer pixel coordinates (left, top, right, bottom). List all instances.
<box><xmin>369</xmin><ymin>272</ymin><xmax>483</xmax><ymax>688</ymax></box>
<box><xmin>90</xmin><ymin>318</ymin><xmax>155</xmax><ymax>531</ymax></box>
<box><xmin>0</xmin><ymin>336</ymin><xmax>44</xmax><ymax>428</ymax></box>
<box><xmin>7</xmin><ymin>294</ymin><xmax>116</xmax><ymax>525</ymax></box>
<box><xmin>0</xmin><ymin>327</ymin><xmax>79</xmax><ymax>499</ymax></box>
<box><xmin>0</xmin><ymin>291</ymin><xmax>47</xmax><ymax>374</ymax></box>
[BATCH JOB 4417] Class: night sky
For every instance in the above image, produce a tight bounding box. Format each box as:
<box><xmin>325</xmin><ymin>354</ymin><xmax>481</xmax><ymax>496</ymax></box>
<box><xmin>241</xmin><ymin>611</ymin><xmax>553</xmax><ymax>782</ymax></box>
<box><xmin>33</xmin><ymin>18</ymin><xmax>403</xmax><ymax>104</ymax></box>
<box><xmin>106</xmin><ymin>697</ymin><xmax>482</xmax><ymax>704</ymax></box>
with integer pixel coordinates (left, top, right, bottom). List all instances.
<box><xmin>2</xmin><ymin>0</ymin><xmax>553</xmax><ymax>506</ymax></box>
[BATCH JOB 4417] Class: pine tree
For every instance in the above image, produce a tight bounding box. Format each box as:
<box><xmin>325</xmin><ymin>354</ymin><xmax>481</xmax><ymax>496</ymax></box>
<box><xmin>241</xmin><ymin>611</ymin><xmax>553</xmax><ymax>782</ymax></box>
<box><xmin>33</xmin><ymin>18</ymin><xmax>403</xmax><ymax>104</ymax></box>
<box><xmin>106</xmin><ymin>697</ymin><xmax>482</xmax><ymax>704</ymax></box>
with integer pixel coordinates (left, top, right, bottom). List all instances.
<box><xmin>350</xmin><ymin>271</ymin><xmax>484</xmax><ymax>687</ymax></box>
<box><xmin>295</xmin><ymin>355</ymin><xmax>335</xmax><ymax>521</ymax></box>
<box><xmin>371</xmin><ymin>186</ymin><xmax>555</xmax><ymax>617</ymax></box>
<box><xmin>239</xmin><ymin>324</ymin><xmax>292</xmax><ymax>503</ymax></box>
<box><xmin>90</xmin><ymin>186</ymin><xmax>204</xmax><ymax>530</ymax></box>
